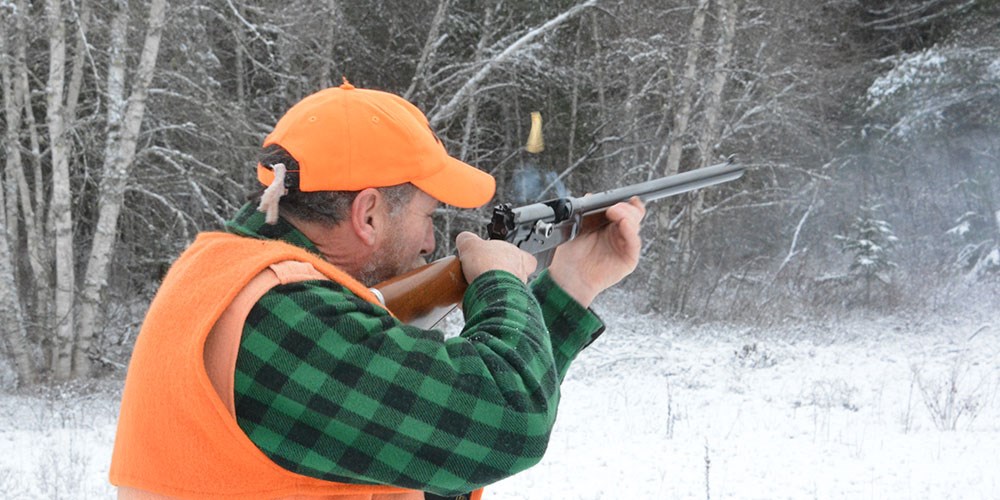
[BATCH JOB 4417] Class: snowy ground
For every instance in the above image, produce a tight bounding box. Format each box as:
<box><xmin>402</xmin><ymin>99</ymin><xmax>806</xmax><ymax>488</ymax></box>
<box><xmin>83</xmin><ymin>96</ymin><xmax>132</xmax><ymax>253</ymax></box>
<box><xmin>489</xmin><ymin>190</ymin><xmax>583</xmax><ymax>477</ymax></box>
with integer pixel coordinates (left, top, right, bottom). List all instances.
<box><xmin>1</xmin><ymin>297</ymin><xmax>998</xmax><ymax>499</ymax></box>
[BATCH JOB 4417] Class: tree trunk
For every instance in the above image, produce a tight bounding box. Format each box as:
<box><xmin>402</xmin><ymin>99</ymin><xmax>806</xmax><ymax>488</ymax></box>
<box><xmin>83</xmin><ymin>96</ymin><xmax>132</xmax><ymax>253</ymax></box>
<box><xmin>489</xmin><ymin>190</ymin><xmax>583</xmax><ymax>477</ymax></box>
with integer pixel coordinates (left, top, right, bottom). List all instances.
<box><xmin>1</xmin><ymin>14</ymin><xmax>22</xmax><ymax>249</ymax></box>
<box><xmin>404</xmin><ymin>0</ymin><xmax>451</xmax><ymax>101</ymax></box>
<box><xmin>566</xmin><ymin>23</ymin><xmax>585</xmax><ymax>172</ymax></box>
<box><xmin>675</xmin><ymin>0</ymin><xmax>738</xmax><ymax>314</ymax></box>
<box><xmin>45</xmin><ymin>0</ymin><xmax>76</xmax><ymax>381</ymax></box>
<box><xmin>590</xmin><ymin>11</ymin><xmax>607</xmax><ymax>172</ymax></box>
<box><xmin>234</xmin><ymin>22</ymin><xmax>246</xmax><ymax>105</ymax></box>
<box><xmin>651</xmin><ymin>0</ymin><xmax>710</xmax><ymax>312</ymax></box>
<box><xmin>75</xmin><ymin>0</ymin><xmax>168</xmax><ymax>377</ymax></box>
<box><xmin>696</xmin><ymin>0</ymin><xmax>737</xmax><ymax>169</ymax></box>
<box><xmin>9</xmin><ymin>0</ymin><xmax>52</xmax><ymax>352</ymax></box>
<box><xmin>0</xmin><ymin>185</ymin><xmax>35</xmax><ymax>386</ymax></box>
<box><xmin>71</xmin><ymin>0</ymin><xmax>127</xmax><ymax>378</ymax></box>
<box><xmin>0</xmin><ymin>13</ymin><xmax>37</xmax><ymax>386</ymax></box>
<box><xmin>14</xmin><ymin>0</ymin><xmax>48</xmax><ymax>272</ymax></box>
<box><xmin>458</xmin><ymin>7</ymin><xmax>490</xmax><ymax>162</ymax></box>
<box><xmin>317</xmin><ymin>0</ymin><xmax>345</xmax><ymax>88</ymax></box>
<box><xmin>63</xmin><ymin>0</ymin><xmax>90</xmax><ymax>125</ymax></box>
<box><xmin>662</xmin><ymin>0</ymin><xmax>709</xmax><ymax>178</ymax></box>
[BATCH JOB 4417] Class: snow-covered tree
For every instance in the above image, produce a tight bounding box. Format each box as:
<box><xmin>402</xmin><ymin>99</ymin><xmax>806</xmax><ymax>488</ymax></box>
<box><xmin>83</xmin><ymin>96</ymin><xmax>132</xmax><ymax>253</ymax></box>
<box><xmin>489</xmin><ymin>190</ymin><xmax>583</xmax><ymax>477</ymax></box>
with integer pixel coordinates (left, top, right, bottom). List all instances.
<box><xmin>835</xmin><ymin>204</ymin><xmax>899</xmax><ymax>302</ymax></box>
<box><xmin>857</xmin><ymin>6</ymin><xmax>1000</xmax><ymax>290</ymax></box>
<box><xmin>866</xmin><ymin>45</ymin><xmax>1000</xmax><ymax>140</ymax></box>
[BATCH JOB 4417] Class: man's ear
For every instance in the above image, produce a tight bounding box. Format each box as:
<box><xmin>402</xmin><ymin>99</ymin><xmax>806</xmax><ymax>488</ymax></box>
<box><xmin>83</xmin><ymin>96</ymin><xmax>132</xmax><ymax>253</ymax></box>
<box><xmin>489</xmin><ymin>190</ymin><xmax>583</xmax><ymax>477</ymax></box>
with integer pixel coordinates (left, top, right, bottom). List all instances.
<box><xmin>349</xmin><ymin>188</ymin><xmax>384</xmax><ymax>247</ymax></box>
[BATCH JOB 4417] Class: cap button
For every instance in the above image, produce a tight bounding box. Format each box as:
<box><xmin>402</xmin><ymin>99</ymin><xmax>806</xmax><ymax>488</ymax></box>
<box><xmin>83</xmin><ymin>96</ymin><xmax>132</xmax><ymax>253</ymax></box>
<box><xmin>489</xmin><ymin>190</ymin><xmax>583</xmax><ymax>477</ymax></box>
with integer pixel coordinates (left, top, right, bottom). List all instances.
<box><xmin>340</xmin><ymin>77</ymin><xmax>355</xmax><ymax>90</ymax></box>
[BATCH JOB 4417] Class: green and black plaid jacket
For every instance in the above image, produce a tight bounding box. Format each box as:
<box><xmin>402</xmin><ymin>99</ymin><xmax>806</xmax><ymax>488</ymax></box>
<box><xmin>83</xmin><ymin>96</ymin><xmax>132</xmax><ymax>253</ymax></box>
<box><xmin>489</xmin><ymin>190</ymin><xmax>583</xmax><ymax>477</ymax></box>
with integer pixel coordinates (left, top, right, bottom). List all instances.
<box><xmin>225</xmin><ymin>204</ymin><xmax>604</xmax><ymax>496</ymax></box>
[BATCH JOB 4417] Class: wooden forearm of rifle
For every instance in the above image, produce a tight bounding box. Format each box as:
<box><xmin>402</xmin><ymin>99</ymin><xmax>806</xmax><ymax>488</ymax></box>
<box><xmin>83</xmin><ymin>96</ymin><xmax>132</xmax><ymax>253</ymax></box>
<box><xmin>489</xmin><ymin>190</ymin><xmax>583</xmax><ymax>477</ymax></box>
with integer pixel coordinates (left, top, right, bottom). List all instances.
<box><xmin>372</xmin><ymin>255</ymin><xmax>467</xmax><ymax>329</ymax></box>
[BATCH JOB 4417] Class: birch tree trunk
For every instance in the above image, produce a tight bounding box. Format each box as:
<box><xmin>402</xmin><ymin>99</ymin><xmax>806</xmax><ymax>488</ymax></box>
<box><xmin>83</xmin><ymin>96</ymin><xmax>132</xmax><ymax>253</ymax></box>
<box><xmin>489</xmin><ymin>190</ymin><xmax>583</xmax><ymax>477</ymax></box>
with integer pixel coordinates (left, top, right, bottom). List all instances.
<box><xmin>0</xmin><ymin>16</ymin><xmax>37</xmax><ymax>386</ymax></box>
<box><xmin>320</xmin><ymin>0</ymin><xmax>341</xmax><ymax>88</ymax></box>
<box><xmin>75</xmin><ymin>0</ymin><xmax>168</xmax><ymax>377</ymax></box>
<box><xmin>696</xmin><ymin>0</ymin><xmax>736</xmax><ymax>170</ymax></box>
<box><xmin>458</xmin><ymin>7</ymin><xmax>491</xmax><ymax>162</ymax></box>
<box><xmin>566</xmin><ymin>23</ymin><xmax>584</xmax><ymax>172</ymax></box>
<box><xmin>590</xmin><ymin>11</ymin><xmax>608</xmax><ymax>172</ymax></box>
<box><xmin>9</xmin><ymin>0</ymin><xmax>51</xmax><ymax>350</ymax></box>
<box><xmin>662</xmin><ymin>0</ymin><xmax>709</xmax><ymax>178</ymax></box>
<box><xmin>650</xmin><ymin>0</ymin><xmax>709</xmax><ymax>311</ymax></box>
<box><xmin>16</xmin><ymin>26</ymin><xmax>48</xmax><ymax>294</ymax></box>
<box><xmin>102</xmin><ymin>0</ymin><xmax>129</xmax><ymax>184</ymax></box>
<box><xmin>404</xmin><ymin>0</ymin><xmax>451</xmax><ymax>101</ymax></box>
<box><xmin>234</xmin><ymin>20</ymin><xmax>246</xmax><ymax>106</ymax></box>
<box><xmin>671</xmin><ymin>0</ymin><xmax>737</xmax><ymax>313</ymax></box>
<box><xmin>63</xmin><ymin>0</ymin><xmax>90</xmax><ymax>125</ymax></box>
<box><xmin>1</xmin><ymin>13</ymin><xmax>22</xmax><ymax>248</ymax></box>
<box><xmin>0</xmin><ymin>183</ymin><xmax>35</xmax><ymax>386</ymax></box>
<box><xmin>46</xmin><ymin>0</ymin><xmax>77</xmax><ymax>380</ymax></box>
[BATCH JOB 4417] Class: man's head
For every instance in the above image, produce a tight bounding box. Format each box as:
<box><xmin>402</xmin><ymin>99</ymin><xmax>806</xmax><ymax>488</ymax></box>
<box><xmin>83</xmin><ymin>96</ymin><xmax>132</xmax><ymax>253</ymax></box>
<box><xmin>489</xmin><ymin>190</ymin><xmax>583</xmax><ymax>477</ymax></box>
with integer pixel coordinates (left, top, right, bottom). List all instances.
<box><xmin>256</xmin><ymin>81</ymin><xmax>495</xmax><ymax>284</ymax></box>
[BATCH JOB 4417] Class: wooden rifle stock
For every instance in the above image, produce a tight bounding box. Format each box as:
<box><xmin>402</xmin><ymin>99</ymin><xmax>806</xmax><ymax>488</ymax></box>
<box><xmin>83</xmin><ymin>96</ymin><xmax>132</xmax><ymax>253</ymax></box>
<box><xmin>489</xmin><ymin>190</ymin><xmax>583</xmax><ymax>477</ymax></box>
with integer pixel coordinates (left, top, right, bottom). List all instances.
<box><xmin>373</xmin><ymin>255</ymin><xmax>467</xmax><ymax>329</ymax></box>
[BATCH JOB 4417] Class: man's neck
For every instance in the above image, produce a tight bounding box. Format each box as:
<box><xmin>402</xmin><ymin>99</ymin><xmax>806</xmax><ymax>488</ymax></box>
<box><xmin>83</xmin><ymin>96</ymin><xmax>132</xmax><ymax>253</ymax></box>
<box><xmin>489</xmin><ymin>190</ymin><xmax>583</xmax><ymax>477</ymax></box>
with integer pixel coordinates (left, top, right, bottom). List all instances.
<box><xmin>283</xmin><ymin>216</ymin><xmax>370</xmax><ymax>280</ymax></box>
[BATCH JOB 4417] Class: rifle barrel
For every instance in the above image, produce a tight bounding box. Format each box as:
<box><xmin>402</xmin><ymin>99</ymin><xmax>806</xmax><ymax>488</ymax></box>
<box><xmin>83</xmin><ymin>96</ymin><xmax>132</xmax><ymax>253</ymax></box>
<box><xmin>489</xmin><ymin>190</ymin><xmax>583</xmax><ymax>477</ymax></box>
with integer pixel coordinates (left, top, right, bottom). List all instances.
<box><xmin>574</xmin><ymin>160</ymin><xmax>745</xmax><ymax>214</ymax></box>
<box><xmin>509</xmin><ymin>160</ymin><xmax>744</xmax><ymax>225</ymax></box>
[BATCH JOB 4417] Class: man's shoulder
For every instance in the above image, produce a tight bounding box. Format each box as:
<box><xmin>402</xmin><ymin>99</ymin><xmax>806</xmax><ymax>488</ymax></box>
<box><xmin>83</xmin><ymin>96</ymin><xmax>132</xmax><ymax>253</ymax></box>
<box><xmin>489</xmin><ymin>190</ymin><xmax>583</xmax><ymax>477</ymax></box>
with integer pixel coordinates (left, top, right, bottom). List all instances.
<box><xmin>156</xmin><ymin>232</ymin><xmax>322</xmax><ymax>294</ymax></box>
<box><xmin>177</xmin><ymin>232</ymin><xmax>328</xmax><ymax>275</ymax></box>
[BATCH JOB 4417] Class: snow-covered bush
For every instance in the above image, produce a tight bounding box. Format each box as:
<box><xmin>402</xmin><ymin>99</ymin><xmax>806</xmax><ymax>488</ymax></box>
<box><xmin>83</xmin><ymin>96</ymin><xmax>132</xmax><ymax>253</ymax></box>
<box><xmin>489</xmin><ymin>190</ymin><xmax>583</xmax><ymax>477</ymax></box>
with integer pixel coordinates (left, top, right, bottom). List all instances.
<box><xmin>946</xmin><ymin>210</ymin><xmax>1000</xmax><ymax>280</ymax></box>
<box><xmin>912</xmin><ymin>361</ymin><xmax>994</xmax><ymax>431</ymax></box>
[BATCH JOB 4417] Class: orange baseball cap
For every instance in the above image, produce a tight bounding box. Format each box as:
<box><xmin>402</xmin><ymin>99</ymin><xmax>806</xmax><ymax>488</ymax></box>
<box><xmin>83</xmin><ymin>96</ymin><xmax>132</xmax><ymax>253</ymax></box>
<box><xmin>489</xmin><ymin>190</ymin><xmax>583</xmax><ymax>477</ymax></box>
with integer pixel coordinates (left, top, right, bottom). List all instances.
<box><xmin>257</xmin><ymin>80</ymin><xmax>496</xmax><ymax>208</ymax></box>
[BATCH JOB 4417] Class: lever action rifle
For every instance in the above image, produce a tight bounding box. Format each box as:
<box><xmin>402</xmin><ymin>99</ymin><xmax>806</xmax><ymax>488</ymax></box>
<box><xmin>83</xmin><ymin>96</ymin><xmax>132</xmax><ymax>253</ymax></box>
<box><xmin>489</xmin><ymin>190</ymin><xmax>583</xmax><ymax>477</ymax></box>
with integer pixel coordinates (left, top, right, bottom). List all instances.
<box><xmin>371</xmin><ymin>157</ymin><xmax>745</xmax><ymax>329</ymax></box>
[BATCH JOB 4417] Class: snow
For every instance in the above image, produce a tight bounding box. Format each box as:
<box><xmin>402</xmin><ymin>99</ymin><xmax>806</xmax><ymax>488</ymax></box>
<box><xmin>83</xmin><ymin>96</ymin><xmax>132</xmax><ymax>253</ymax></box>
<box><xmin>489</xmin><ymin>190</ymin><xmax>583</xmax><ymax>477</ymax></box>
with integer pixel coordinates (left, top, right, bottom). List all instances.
<box><xmin>0</xmin><ymin>386</ymin><xmax>119</xmax><ymax>498</ymax></box>
<box><xmin>490</xmin><ymin>301</ymin><xmax>1000</xmax><ymax>499</ymax></box>
<box><xmin>947</xmin><ymin>220</ymin><xmax>971</xmax><ymax>237</ymax></box>
<box><xmin>867</xmin><ymin>48</ymin><xmax>951</xmax><ymax>108</ymax></box>
<box><xmin>1</xmin><ymin>296</ymin><xmax>998</xmax><ymax>499</ymax></box>
<box><xmin>989</xmin><ymin>58</ymin><xmax>1000</xmax><ymax>80</ymax></box>
<box><xmin>985</xmin><ymin>249</ymin><xmax>1000</xmax><ymax>268</ymax></box>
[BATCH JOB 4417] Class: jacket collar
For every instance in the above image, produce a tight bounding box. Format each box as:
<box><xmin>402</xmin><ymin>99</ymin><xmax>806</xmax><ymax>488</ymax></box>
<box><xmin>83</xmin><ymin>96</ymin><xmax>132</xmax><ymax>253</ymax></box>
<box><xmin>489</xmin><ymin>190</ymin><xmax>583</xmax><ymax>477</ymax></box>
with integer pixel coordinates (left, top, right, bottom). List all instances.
<box><xmin>225</xmin><ymin>203</ymin><xmax>322</xmax><ymax>256</ymax></box>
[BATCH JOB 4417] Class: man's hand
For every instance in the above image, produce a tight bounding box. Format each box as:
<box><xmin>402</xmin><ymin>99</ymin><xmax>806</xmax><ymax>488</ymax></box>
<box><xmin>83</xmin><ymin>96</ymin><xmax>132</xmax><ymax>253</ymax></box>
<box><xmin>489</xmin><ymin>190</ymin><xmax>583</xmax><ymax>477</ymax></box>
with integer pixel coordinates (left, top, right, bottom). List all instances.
<box><xmin>547</xmin><ymin>197</ymin><xmax>646</xmax><ymax>308</ymax></box>
<box><xmin>456</xmin><ymin>232</ymin><xmax>538</xmax><ymax>284</ymax></box>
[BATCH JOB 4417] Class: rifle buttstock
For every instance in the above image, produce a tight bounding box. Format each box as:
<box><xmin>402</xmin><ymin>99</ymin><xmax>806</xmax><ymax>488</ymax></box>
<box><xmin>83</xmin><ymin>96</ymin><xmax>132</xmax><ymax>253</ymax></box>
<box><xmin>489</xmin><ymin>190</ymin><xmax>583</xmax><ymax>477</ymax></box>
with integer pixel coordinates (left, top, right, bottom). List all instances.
<box><xmin>372</xmin><ymin>256</ymin><xmax>467</xmax><ymax>329</ymax></box>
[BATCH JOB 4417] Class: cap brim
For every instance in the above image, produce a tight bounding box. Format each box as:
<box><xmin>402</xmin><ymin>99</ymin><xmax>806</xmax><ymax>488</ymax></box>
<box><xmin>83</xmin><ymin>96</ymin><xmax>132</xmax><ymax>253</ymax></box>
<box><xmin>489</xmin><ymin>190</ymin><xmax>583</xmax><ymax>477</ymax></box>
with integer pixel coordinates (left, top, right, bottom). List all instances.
<box><xmin>411</xmin><ymin>156</ymin><xmax>496</xmax><ymax>208</ymax></box>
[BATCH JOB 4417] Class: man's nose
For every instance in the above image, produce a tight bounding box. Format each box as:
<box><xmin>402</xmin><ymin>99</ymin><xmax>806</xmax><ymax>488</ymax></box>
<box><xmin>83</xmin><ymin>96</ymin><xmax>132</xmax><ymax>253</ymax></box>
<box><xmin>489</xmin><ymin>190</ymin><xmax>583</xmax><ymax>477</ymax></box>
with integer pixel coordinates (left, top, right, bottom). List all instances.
<box><xmin>420</xmin><ymin>228</ymin><xmax>436</xmax><ymax>256</ymax></box>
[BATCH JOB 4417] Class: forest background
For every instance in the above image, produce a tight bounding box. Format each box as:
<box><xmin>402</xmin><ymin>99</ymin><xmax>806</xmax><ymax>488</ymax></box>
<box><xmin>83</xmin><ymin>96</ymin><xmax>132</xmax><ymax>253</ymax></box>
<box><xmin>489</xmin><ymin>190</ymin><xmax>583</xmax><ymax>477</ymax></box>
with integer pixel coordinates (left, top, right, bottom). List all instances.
<box><xmin>1</xmin><ymin>0</ymin><xmax>998</xmax><ymax>385</ymax></box>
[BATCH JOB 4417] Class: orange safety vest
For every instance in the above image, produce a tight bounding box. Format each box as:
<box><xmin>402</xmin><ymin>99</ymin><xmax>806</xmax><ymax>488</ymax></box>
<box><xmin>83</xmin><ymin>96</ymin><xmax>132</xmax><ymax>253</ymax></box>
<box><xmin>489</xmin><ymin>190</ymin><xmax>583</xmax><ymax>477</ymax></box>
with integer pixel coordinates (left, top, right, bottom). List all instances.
<box><xmin>110</xmin><ymin>232</ymin><xmax>482</xmax><ymax>500</ymax></box>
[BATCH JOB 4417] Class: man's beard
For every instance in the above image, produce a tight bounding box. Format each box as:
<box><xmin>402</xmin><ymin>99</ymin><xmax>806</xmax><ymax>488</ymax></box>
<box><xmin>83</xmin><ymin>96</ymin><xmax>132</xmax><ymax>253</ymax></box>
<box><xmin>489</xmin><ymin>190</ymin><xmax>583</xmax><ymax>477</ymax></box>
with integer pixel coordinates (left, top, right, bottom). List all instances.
<box><xmin>357</xmin><ymin>231</ymin><xmax>424</xmax><ymax>287</ymax></box>
<box><xmin>358</xmin><ymin>253</ymin><xmax>401</xmax><ymax>288</ymax></box>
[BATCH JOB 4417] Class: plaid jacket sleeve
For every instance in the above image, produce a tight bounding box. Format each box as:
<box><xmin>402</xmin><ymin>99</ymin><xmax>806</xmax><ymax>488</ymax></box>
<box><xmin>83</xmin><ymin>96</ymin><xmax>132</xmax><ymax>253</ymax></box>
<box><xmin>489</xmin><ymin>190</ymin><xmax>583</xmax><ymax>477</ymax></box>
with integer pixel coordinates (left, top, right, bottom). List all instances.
<box><xmin>234</xmin><ymin>269</ymin><xmax>603</xmax><ymax>496</ymax></box>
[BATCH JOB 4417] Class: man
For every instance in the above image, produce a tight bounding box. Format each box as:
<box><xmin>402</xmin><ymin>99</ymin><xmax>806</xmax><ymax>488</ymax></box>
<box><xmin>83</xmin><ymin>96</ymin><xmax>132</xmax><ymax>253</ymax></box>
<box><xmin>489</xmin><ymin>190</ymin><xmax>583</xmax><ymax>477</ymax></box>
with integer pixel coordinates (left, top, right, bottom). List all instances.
<box><xmin>110</xmin><ymin>80</ymin><xmax>644</xmax><ymax>499</ymax></box>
